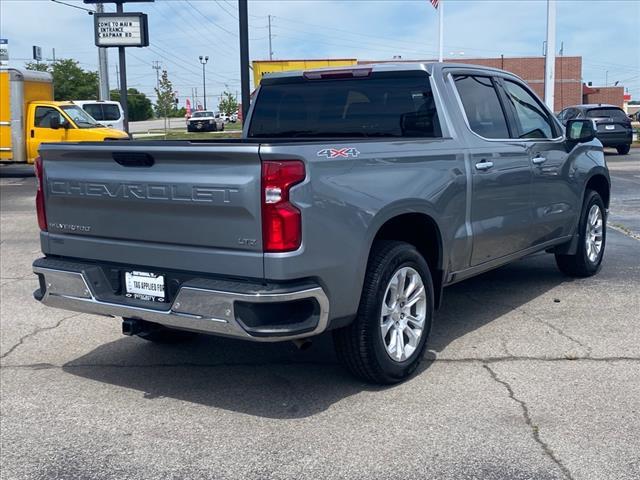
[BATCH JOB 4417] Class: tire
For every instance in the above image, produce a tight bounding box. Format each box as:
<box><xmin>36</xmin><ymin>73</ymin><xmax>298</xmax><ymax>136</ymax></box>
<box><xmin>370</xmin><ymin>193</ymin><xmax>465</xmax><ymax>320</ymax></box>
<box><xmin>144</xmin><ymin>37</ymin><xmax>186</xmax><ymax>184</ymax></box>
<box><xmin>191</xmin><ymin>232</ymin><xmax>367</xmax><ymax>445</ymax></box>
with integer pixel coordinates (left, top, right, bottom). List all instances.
<box><xmin>555</xmin><ymin>190</ymin><xmax>606</xmax><ymax>277</ymax></box>
<box><xmin>211</xmin><ymin>123</ymin><xmax>217</xmax><ymax>132</ymax></box>
<box><xmin>616</xmin><ymin>144</ymin><xmax>631</xmax><ymax>155</ymax></box>
<box><xmin>333</xmin><ymin>241</ymin><xmax>434</xmax><ymax>384</ymax></box>
<box><xmin>220</xmin><ymin>123</ymin><xmax>225</xmax><ymax>131</ymax></box>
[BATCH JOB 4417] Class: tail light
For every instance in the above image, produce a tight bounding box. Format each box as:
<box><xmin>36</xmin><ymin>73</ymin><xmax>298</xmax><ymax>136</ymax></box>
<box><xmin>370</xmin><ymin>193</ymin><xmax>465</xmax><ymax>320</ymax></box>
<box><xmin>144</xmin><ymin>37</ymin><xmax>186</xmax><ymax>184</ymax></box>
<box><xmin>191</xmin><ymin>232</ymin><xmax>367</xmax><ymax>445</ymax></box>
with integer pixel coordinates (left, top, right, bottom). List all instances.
<box><xmin>34</xmin><ymin>156</ymin><xmax>47</xmax><ymax>231</ymax></box>
<box><xmin>261</xmin><ymin>160</ymin><xmax>305</xmax><ymax>252</ymax></box>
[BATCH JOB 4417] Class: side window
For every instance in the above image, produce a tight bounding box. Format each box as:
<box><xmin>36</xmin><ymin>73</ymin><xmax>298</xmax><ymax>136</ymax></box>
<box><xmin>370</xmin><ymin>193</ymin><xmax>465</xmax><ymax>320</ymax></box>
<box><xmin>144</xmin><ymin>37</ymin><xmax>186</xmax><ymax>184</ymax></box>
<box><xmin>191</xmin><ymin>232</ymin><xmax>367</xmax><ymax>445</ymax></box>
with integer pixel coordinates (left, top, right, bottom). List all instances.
<box><xmin>453</xmin><ymin>75</ymin><xmax>510</xmax><ymax>139</ymax></box>
<box><xmin>558</xmin><ymin>109</ymin><xmax>568</xmax><ymax>121</ymax></box>
<box><xmin>502</xmin><ymin>80</ymin><xmax>555</xmax><ymax>139</ymax></box>
<box><xmin>82</xmin><ymin>104</ymin><xmax>104</xmax><ymax>121</ymax></box>
<box><xmin>34</xmin><ymin>107</ymin><xmax>63</xmax><ymax>128</ymax></box>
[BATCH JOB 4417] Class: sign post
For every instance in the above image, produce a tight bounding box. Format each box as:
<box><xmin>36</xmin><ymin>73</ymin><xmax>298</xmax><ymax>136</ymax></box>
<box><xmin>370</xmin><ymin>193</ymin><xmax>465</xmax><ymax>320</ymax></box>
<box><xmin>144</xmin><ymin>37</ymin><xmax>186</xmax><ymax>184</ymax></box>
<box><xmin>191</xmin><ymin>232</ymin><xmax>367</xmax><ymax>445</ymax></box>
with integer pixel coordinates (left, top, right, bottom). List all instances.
<box><xmin>85</xmin><ymin>0</ymin><xmax>152</xmax><ymax>133</ymax></box>
<box><xmin>0</xmin><ymin>39</ymin><xmax>8</xmax><ymax>67</ymax></box>
<box><xmin>32</xmin><ymin>45</ymin><xmax>42</xmax><ymax>63</ymax></box>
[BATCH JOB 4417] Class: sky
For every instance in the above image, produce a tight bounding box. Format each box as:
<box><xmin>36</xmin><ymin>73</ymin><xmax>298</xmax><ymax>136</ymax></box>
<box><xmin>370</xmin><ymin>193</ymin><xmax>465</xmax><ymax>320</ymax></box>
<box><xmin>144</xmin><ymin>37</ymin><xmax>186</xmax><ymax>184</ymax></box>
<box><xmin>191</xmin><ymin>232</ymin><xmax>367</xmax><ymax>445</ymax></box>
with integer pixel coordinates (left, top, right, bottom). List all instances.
<box><xmin>1</xmin><ymin>0</ymin><xmax>639</xmax><ymax>107</ymax></box>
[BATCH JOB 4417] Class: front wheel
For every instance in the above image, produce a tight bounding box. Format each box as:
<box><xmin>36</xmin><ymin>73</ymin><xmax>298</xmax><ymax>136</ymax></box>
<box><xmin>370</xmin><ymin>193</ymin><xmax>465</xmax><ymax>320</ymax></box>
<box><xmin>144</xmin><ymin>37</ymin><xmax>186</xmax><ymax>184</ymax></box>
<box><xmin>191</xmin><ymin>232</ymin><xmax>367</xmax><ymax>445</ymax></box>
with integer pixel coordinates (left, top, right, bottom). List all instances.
<box><xmin>555</xmin><ymin>190</ymin><xmax>606</xmax><ymax>277</ymax></box>
<box><xmin>616</xmin><ymin>144</ymin><xmax>631</xmax><ymax>155</ymax></box>
<box><xmin>333</xmin><ymin>241</ymin><xmax>434</xmax><ymax>384</ymax></box>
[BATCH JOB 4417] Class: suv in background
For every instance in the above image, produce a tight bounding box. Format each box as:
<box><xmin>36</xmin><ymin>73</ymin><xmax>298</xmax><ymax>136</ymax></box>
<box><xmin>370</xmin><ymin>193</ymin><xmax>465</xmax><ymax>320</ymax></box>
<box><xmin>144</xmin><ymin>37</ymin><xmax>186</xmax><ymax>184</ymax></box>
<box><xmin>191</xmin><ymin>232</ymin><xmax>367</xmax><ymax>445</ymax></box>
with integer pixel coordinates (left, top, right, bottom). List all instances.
<box><xmin>558</xmin><ymin>104</ymin><xmax>633</xmax><ymax>154</ymax></box>
<box><xmin>73</xmin><ymin>100</ymin><xmax>125</xmax><ymax>132</ymax></box>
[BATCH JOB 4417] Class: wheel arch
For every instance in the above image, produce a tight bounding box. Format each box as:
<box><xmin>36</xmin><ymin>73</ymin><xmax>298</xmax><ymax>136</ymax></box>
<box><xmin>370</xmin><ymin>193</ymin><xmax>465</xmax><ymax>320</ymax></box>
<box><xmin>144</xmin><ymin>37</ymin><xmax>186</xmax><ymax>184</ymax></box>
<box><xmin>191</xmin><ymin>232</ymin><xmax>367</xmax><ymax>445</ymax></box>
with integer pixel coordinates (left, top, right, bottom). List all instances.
<box><xmin>367</xmin><ymin>210</ymin><xmax>445</xmax><ymax>308</ymax></box>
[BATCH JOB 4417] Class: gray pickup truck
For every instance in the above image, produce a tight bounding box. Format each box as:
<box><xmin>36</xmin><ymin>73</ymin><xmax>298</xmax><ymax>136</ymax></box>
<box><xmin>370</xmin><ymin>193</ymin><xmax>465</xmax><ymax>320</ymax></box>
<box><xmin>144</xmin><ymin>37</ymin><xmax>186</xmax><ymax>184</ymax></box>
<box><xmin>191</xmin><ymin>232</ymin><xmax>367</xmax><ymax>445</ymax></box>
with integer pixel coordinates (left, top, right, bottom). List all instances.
<box><xmin>32</xmin><ymin>63</ymin><xmax>609</xmax><ymax>384</ymax></box>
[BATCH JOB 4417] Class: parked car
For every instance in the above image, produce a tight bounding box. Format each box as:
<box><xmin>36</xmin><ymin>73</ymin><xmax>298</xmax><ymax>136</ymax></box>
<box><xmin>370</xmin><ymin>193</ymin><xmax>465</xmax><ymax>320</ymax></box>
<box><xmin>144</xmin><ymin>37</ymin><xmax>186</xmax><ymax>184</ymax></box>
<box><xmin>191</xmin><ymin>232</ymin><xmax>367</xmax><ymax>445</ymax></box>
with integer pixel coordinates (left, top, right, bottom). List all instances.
<box><xmin>186</xmin><ymin>110</ymin><xmax>225</xmax><ymax>132</ymax></box>
<box><xmin>230</xmin><ymin>112</ymin><xmax>238</xmax><ymax>123</ymax></box>
<box><xmin>557</xmin><ymin>104</ymin><xmax>633</xmax><ymax>154</ymax></box>
<box><xmin>73</xmin><ymin>100</ymin><xmax>125</xmax><ymax>132</ymax></box>
<box><xmin>219</xmin><ymin>112</ymin><xmax>230</xmax><ymax>123</ymax></box>
<box><xmin>32</xmin><ymin>63</ymin><xmax>609</xmax><ymax>384</ymax></box>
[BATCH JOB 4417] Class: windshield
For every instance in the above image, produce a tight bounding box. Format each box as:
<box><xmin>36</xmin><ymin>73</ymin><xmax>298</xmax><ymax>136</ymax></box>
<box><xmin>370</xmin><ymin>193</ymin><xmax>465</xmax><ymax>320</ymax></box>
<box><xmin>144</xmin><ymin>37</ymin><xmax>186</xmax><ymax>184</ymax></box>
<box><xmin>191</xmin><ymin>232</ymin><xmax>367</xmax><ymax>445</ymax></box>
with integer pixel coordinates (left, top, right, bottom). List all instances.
<box><xmin>248</xmin><ymin>72</ymin><xmax>441</xmax><ymax>138</ymax></box>
<box><xmin>192</xmin><ymin>111</ymin><xmax>213</xmax><ymax>118</ymax></box>
<box><xmin>61</xmin><ymin>105</ymin><xmax>100</xmax><ymax>128</ymax></box>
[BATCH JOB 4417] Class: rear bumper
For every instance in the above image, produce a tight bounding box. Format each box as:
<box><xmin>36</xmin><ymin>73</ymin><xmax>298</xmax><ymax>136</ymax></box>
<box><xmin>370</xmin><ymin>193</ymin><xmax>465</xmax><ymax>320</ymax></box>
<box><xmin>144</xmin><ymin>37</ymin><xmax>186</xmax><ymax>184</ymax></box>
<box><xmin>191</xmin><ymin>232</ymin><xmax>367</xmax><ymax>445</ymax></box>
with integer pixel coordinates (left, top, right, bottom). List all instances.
<box><xmin>33</xmin><ymin>257</ymin><xmax>329</xmax><ymax>342</ymax></box>
<box><xmin>597</xmin><ymin>131</ymin><xmax>632</xmax><ymax>146</ymax></box>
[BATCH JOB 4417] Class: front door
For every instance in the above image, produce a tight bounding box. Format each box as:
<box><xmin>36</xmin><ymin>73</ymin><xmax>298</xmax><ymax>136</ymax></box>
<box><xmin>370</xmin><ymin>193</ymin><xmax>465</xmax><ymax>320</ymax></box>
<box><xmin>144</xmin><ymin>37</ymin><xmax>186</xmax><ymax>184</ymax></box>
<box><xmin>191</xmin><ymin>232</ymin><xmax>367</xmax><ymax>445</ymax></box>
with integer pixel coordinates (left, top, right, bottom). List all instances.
<box><xmin>498</xmin><ymin>78</ymin><xmax>576</xmax><ymax>244</ymax></box>
<box><xmin>27</xmin><ymin>106</ymin><xmax>66</xmax><ymax>162</ymax></box>
<box><xmin>451</xmin><ymin>73</ymin><xmax>534</xmax><ymax>266</ymax></box>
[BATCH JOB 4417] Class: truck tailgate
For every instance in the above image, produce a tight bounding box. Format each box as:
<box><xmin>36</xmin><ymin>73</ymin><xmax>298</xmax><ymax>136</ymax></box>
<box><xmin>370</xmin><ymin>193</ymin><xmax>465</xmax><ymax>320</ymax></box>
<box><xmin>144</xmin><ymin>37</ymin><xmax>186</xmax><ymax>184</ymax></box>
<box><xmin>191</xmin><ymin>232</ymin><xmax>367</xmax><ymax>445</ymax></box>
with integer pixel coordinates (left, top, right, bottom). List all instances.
<box><xmin>39</xmin><ymin>142</ymin><xmax>264</xmax><ymax>278</ymax></box>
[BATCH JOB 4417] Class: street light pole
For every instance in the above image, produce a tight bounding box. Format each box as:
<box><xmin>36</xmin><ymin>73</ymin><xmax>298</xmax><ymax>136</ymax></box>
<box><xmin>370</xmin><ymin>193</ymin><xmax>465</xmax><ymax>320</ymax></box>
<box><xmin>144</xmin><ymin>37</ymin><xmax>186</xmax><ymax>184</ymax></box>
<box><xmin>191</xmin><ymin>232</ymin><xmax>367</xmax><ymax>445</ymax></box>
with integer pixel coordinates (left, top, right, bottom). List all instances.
<box><xmin>199</xmin><ymin>55</ymin><xmax>209</xmax><ymax>110</ymax></box>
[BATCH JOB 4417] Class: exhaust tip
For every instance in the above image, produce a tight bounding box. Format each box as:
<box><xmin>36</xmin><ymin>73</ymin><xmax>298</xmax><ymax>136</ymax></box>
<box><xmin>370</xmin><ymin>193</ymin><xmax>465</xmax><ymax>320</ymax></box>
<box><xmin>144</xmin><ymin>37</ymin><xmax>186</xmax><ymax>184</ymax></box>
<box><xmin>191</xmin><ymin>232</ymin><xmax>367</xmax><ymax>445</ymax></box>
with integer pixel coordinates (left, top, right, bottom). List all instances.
<box><xmin>122</xmin><ymin>318</ymin><xmax>142</xmax><ymax>336</ymax></box>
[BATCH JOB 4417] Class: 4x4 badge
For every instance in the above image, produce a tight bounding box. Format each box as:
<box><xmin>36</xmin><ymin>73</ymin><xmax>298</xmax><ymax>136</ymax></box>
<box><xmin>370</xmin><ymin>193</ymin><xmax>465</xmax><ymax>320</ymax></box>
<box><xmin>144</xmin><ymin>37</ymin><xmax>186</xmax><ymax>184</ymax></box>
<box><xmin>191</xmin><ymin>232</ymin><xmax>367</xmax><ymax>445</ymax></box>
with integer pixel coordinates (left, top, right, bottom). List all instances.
<box><xmin>317</xmin><ymin>147</ymin><xmax>360</xmax><ymax>158</ymax></box>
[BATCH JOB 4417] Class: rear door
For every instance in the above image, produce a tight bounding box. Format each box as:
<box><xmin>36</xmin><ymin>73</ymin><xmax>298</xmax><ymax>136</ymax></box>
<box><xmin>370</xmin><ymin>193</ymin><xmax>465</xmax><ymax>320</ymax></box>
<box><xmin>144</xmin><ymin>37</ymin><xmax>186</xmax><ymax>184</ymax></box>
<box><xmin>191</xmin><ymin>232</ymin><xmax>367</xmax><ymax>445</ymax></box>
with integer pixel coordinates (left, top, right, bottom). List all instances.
<box><xmin>497</xmin><ymin>78</ymin><xmax>576</xmax><ymax>243</ymax></box>
<box><xmin>40</xmin><ymin>142</ymin><xmax>265</xmax><ymax>278</ymax></box>
<box><xmin>451</xmin><ymin>73</ymin><xmax>535</xmax><ymax>266</ymax></box>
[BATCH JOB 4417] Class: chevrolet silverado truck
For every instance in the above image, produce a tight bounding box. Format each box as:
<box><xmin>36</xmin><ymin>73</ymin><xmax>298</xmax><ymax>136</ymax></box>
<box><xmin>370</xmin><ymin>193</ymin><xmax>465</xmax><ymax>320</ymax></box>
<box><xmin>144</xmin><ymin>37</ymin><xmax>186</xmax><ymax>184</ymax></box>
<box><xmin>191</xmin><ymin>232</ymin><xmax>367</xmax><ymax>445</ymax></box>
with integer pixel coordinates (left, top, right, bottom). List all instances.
<box><xmin>32</xmin><ymin>63</ymin><xmax>609</xmax><ymax>384</ymax></box>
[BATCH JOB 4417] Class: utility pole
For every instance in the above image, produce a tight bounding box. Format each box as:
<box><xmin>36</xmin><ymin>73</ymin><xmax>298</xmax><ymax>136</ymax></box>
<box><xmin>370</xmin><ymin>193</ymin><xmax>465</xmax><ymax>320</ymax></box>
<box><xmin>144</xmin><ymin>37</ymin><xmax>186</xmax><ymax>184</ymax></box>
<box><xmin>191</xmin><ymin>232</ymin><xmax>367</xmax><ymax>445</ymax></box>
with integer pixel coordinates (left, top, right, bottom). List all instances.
<box><xmin>199</xmin><ymin>55</ymin><xmax>209</xmax><ymax>110</ymax></box>
<box><xmin>152</xmin><ymin>60</ymin><xmax>161</xmax><ymax>92</ymax></box>
<box><xmin>239</xmin><ymin>0</ymin><xmax>250</xmax><ymax>121</ymax></box>
<box><xmin>268</xmin><ymin>14</ymin><xmax>273</xmax><ymax>60</ymax></box>
<box><xmin>544</xmin><ymin>0</ymin><xmax>556</xmax><ymax>111</ymax></box>
<box><xmin>52</xmin><ymin>48</ymin><xmax>56</xmax><ymax>62</ymax></box>
<box><xmin>96</xmin><ymin>3</ymin><xmax>110</xmax><ymax>100</ymax></box>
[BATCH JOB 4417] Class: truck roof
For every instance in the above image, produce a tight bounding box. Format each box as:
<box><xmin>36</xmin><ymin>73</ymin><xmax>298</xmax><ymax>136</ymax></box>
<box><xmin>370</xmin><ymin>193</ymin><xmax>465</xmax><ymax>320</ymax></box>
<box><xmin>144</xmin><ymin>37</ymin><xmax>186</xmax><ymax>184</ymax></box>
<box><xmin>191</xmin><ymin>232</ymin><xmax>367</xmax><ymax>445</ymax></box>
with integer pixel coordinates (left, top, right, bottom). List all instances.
<box><xmin>0</xmin><ymin>67</ymin><xmax>53</xmax><ymax>83</ymax></box>
<box><xmin>261</xmin><ymin>62</ymin><xmax>524</xmax><ymax>82</ymax></box>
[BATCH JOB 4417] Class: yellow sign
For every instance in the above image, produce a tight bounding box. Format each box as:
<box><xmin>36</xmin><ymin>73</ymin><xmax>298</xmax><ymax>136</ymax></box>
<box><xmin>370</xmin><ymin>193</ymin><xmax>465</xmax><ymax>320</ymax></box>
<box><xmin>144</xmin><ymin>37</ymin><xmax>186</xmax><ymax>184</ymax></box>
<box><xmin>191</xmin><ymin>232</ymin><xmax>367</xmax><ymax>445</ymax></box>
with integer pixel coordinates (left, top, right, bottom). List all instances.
<box><xmin>252</xmin><ymin>59</ymin><xmax>357</xmax><ymax>87</ymax></box>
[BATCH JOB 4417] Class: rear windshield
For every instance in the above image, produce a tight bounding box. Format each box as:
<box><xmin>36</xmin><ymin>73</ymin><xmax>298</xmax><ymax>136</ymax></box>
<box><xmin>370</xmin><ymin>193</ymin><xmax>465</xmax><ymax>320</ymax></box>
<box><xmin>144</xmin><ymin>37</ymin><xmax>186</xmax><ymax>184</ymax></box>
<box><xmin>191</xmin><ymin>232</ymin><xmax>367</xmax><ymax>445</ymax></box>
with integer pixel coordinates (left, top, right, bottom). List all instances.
<box><xmin>586</xmin><ymin>108</ymin><xmax>628</xmax><ymax>121</ymax></box>
<box><xmin>248</xmin><ymin>73</ymin><xmax>441</xmax><ymax>138</ymax></box>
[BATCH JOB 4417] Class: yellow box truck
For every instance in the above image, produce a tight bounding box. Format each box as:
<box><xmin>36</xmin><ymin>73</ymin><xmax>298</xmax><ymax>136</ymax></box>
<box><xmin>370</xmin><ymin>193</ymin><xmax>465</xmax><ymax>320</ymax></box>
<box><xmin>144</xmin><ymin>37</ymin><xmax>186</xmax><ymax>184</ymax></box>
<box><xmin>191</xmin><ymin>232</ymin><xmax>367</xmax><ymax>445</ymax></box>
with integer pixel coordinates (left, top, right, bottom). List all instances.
<box><xmin>1</xmin><ymin>67</ymin><xmax>128</xmax><ymax>164</ymax></box>
<box><xmin>252</xmin><ymin>59</ymin><xmax>357</xmax><ymax>87</ymax></box>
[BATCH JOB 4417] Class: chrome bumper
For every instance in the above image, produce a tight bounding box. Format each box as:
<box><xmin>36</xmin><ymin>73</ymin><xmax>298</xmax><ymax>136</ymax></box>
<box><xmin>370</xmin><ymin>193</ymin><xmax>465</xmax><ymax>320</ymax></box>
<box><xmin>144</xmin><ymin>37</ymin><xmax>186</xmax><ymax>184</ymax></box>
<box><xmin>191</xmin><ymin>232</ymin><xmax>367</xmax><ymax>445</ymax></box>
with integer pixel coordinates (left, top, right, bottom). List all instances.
<box><xmin>33</xmin><ymin>263</ymin><xmax>329</xmax><ymax>342</ymax></box>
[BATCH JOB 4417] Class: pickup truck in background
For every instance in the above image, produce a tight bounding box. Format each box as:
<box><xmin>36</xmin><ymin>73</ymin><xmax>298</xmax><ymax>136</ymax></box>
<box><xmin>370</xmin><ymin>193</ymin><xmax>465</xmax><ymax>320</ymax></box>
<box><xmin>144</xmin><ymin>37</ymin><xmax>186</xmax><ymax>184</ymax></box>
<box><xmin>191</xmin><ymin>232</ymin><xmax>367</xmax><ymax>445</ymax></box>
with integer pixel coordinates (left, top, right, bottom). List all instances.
<box><xmin>186</xmin><ymin>110</ymin><xmax>225</xmax><ymax>132</ymax></box>
<box><xmin>32</xmin><ymin>63</ymin><xmax>609</xmax><ymax>384</ymax></box>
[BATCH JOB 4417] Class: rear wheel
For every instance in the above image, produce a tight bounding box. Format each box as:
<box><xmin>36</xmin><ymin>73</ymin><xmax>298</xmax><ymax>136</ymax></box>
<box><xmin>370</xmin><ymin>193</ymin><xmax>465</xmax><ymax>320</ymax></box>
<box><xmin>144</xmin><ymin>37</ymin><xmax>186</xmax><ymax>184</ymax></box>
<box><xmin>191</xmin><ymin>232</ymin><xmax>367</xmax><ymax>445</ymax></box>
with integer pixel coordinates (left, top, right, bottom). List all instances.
<box><xmin>333</xmin><ymin>241</ymin><xmax>434</xmax><ymax>384</ymax></box>
<box><xmin>220</xmin><ymin>123</ymin><xmax>225</xmax><ymax>131</ymax></box>
<box><xmin>616</xmin><ymin>144</ymin><xmax>631</xmax><ymax>155</ymax></box>
<box><xmin>555</xmin><ymin>190</ymin><xmax>606</xmax><ymax>277</ymax></box>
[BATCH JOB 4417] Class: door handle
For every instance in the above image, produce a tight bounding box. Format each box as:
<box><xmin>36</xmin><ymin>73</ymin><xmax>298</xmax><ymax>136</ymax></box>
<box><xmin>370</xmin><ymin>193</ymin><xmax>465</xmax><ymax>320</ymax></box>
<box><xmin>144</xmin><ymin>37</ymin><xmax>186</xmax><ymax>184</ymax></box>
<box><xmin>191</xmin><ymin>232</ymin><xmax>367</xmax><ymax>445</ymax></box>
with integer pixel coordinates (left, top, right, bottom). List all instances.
<box><xmin>475</xmin><ymin>160</ymin><xmax>494</xmax><ymax>171</ymax></box>
<box><xmin>532</xmin><ymin>156</ymin><xmax>547</xmax><ymax>165</ymax></box>
<box><xmin>30</xmin><ymin>129</ymin><xmax>35</xmax><ymax>138</ymax></box>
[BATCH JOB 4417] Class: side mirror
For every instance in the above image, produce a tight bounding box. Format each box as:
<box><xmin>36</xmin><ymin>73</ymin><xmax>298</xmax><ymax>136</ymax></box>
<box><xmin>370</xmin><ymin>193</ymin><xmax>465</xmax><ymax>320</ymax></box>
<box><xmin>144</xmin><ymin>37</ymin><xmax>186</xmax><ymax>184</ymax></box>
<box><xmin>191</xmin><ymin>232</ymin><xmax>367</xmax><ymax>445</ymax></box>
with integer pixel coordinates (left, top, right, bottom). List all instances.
<box><xmin>49</xmin><ymin>115</ymin><xmax>61</xmax><ymax>130</ymax></box>
<box><xmin>566</xmin><ymin>119</ymin><xmax>596</xmax><ymax>143</ymax></box>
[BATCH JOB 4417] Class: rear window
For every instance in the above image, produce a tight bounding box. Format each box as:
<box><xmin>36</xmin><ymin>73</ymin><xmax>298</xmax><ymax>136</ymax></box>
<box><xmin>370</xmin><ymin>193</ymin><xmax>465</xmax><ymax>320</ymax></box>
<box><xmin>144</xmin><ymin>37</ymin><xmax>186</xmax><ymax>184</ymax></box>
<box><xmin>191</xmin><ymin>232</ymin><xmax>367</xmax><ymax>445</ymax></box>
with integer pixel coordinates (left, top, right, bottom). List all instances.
<box><xmin>82</xmin><ymin>103</ymin><xmax>104</xmax><ymax>120</ymax></box>
<box><xmin>248</xmin><ymin>73</ymin><xmax>441</xmax><ymax>138</ymax></box>
<box><xmin>586</xmin><ymin>108</ymin><xmax>628</xmax><ymax>121</ymax></box>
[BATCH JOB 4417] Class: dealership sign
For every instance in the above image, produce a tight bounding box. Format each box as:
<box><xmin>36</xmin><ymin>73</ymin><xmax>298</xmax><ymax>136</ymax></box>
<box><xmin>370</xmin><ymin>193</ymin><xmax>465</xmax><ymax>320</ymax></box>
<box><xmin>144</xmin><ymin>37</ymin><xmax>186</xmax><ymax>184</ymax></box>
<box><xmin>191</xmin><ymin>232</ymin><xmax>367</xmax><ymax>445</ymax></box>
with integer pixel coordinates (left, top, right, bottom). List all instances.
<box><xmin>94</xmin><ymin>12</ymin><xmax>149</xmax><ymax>47</ymax></box>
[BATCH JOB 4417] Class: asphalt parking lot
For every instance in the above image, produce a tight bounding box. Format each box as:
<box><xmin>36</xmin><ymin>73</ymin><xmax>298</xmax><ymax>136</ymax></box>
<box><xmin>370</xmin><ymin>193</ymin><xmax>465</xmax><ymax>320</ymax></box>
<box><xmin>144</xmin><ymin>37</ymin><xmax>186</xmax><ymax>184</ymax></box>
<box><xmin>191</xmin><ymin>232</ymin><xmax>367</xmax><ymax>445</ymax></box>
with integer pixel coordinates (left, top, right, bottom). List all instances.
<box><xmin>1</xmin><ymin>150</ymin><xmax>639</xmax><ymax>480</ymax></box>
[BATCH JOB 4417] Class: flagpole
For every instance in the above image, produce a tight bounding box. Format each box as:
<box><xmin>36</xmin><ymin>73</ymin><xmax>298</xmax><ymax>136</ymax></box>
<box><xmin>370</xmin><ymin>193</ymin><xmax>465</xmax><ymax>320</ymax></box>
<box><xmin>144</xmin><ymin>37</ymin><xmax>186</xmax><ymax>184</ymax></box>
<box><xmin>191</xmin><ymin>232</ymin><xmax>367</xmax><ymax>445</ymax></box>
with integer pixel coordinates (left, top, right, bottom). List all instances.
<box><xmin>544</xmin><ymin>0</ymin><xmax>556</xmax><ymax>110</ymax></box>
<box><xmin>438</xmin><ymin>0</ymin><xmax>444</xmax><ymax>62</ymax></box>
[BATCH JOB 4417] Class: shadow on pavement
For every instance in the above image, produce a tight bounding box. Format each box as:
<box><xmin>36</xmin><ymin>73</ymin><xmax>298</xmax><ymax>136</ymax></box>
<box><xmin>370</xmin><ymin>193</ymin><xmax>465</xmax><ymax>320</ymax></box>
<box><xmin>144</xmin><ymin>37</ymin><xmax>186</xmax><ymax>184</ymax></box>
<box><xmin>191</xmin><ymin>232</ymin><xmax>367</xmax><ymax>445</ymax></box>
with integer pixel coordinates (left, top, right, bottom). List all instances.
<box><xmin>0</xmin><ymin>164</ymin><xmax>35</xmax><ymax>178</ymax></box>
<box><xmin>62</xmin><ymin>252</ymin><xmax>568</xmax><ymax>418</ymax></box>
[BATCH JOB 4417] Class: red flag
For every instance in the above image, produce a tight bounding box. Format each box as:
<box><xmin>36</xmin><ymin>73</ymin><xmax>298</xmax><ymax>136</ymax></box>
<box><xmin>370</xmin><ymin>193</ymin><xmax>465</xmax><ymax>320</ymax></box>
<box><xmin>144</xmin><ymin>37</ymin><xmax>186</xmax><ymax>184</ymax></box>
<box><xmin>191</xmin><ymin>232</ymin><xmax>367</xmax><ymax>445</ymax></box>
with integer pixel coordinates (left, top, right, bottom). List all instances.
<box><xmin>430</xmin><ymin>0</ymin><xmax>439</xmax><ymax>8</ymax></box>
<box><xmin>185</xmin><ymin>98</ymin><xmax>192</xmax><ymax>117</ymax></box>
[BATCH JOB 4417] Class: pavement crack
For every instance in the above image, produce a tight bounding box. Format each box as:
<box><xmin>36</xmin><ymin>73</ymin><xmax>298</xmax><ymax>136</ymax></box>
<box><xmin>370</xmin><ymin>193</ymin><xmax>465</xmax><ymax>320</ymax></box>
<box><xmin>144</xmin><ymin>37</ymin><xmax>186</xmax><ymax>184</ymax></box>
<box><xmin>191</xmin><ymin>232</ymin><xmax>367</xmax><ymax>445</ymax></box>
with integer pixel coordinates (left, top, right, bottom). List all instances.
<box><xmin>483</xmin><ymin>364</ymin><xmax>575</xmax><ymax>480</ymax></box>
<box><xmin>0</xmin><ymin>313</ymin><xmax>81</xmax><ymax>360</ymax></box>
<box><xmin>464</xmin><ymin>293</ymin><xmax>592</xmax><ymax>355</ymax></box>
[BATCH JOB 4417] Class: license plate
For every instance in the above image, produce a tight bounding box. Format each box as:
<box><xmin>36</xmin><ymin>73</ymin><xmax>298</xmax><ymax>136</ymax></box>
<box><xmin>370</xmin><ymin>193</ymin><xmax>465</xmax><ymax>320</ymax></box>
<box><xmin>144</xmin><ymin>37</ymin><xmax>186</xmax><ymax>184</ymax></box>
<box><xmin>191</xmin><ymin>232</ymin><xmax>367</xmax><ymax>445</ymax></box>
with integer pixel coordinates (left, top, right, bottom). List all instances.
<box><xmin>605</xmin><ymin>125</ymin><xmax>615</xmax><ymax>130</ymax></box>
<box><xmin>125</xmin><ymin>271</ymin><xmax>166</xmax><ymax>302</ymax></box>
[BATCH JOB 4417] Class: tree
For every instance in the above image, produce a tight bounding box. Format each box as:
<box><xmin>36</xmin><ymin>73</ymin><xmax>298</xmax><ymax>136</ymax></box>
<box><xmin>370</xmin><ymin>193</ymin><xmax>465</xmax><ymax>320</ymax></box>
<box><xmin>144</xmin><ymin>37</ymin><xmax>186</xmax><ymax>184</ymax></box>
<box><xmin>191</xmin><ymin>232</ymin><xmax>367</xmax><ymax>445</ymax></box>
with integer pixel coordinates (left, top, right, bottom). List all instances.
<box><xmin>218</xmin><ymin>91</ymin><xmax>238</xmax><ymax>116</ymax></box>
<box><xmin>110</xmin><ymin>88</ymin><xmax>154</xmax><ymax>121</ymax></box>
<box><xmin>154</xmin><ymin>69</ymin><xmax>177</xmax><ymax>119</ymax></box>
<box><xmin>25</xmin><ymin>59</ymin><xmax>98</xmax><ymax>101</ymax></box>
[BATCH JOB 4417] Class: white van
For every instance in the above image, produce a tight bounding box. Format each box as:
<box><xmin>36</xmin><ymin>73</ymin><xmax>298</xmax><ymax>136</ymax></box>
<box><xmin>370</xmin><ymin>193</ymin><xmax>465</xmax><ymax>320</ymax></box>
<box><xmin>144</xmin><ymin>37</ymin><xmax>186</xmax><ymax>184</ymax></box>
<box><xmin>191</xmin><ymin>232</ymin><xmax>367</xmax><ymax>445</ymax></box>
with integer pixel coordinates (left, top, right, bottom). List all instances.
<box><xmin>73</xmin><ymin>100</ymin><xmax>125</xmax><ymax>132</ymax></box>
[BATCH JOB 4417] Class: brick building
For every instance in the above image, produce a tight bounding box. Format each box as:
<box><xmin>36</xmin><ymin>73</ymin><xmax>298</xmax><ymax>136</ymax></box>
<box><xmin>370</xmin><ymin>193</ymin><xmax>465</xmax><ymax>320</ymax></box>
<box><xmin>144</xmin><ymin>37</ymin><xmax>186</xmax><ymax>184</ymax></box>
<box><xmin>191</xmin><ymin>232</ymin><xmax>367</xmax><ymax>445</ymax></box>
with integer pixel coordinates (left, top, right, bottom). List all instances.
<box><xmin>359</xmin><ymin>56</ymin><xmax>605</xmax><ymax>112</ymax></box>
<box><xmin>582</xmin><ymin>85</ymin><xmax>625</xmax><ymax>107</ymax></box>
